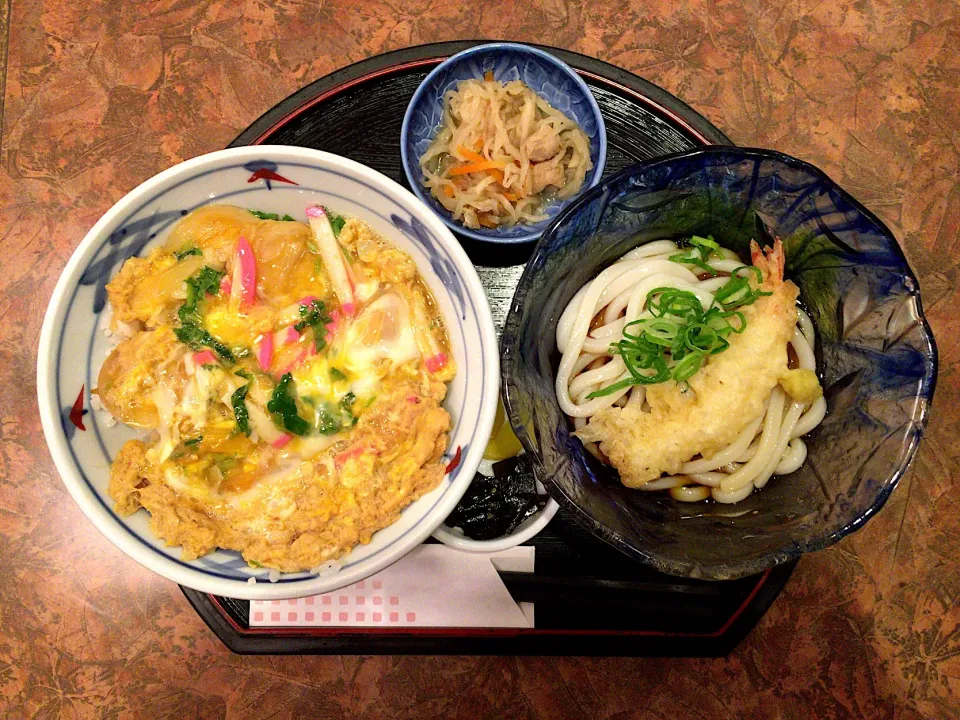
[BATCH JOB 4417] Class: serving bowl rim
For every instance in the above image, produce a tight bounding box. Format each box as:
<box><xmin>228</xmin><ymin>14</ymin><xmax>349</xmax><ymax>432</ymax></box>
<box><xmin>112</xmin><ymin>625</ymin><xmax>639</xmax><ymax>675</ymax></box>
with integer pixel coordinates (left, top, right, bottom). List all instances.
<box><xmin>399</xmin><ymin>40</ymin><xmax>608</xmax><ymax>245</ymax></box>
<box><xmin>37</xmin><ymin>145</ymin><xmax>501</xmax><ymax>599</ymax></box>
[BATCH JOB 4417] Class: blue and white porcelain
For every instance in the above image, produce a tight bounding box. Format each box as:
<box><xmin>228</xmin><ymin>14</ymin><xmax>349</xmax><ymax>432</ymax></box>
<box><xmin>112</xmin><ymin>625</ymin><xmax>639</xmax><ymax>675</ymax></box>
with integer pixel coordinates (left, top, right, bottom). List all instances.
<box><xmin>400</xmin><ymin>42</ymin><xmax>607</xmax><ymax>244</ymax></box>
<box><xmin>502</xmin><ymin>147</ymin><xmax>938</xmax><ymax>581</ymax></box>
<box><xmin>37</xmin><ymin>146</ymin><xmax>500</xmax><ymax>600</ymax></box>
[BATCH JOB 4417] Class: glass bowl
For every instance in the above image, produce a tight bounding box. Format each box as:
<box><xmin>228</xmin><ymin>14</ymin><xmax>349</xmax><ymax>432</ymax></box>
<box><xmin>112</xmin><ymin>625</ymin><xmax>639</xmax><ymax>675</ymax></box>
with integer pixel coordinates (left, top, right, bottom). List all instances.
<box><xmin>501</xmin><ymin>146</ymin><xmax>938</xmax><ymax>580</ymax></box>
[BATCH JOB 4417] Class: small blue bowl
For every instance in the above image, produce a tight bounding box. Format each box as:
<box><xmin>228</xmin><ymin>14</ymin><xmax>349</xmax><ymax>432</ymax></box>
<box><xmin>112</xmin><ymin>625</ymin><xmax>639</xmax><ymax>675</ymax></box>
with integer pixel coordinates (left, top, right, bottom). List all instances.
<box><xmin>400</xmin><ymin>42</ymin><xmax>607</xmax><ymax>244</ymax></box>
<box><xmin>502</xmin><ymin>147</ymin><xmax>938</xmax><ymax>580</ymax></box>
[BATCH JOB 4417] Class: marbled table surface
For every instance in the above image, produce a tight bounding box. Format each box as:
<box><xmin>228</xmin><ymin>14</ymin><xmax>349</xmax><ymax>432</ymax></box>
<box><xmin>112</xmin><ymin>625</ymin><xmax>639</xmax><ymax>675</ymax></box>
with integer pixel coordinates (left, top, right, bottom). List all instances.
<box><xmin>2</xmin><ymin>1</ymin><xmax>958</xmax><ymax>717</ymax></box>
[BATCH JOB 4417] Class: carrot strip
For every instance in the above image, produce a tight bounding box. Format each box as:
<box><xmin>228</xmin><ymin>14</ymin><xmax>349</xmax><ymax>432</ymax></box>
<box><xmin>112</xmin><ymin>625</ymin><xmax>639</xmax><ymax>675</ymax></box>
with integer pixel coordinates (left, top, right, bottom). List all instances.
<box><xmin>457</xmin><ymin>146</ymin><xmax>486</xmax><ymax>163</ymax></box>
<box><xmin>442</xmin><ymin>185</ymin><xmax>455</xmax><ymax>198</ymax></box>
<box><xmin>449</xmin><ymin>160</ymin><xmax>507</xmax><ymax>176</ymax></box>
<box><xmin>484</xmin><ymin>70</ymin><xmax>494</xmax><ymax>81</ymax></box>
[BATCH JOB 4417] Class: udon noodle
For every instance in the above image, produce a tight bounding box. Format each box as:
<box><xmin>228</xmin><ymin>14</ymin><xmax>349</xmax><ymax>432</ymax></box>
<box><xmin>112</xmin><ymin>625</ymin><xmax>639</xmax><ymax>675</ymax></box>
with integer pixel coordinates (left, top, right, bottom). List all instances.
<box><xmin>418</xmin><ymin>73</ymin><xmax>593</xmax><ymax>230</ymax></box>
<box><xmin>555</xmin><ymin>238</ymin><xmax>827</xmax><ymax>504</ymax></box>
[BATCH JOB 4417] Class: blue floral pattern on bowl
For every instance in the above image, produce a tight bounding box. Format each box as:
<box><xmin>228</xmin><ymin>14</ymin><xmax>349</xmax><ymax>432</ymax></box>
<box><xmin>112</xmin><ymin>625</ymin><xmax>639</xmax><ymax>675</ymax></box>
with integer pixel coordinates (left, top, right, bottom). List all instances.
<box><xmin>401</xmin><ymin>43</ymin><xmax>607</xmax><ymax>244</ymax></box>
<box><xmin>37</xmin><ymin>147</ymin><xmax>499</xmax><ymax>599</ymax></box>
<box><xmin>501</xmin><ymin>147</ymin><xmax>938</xmax><ymax>581</ymax></box>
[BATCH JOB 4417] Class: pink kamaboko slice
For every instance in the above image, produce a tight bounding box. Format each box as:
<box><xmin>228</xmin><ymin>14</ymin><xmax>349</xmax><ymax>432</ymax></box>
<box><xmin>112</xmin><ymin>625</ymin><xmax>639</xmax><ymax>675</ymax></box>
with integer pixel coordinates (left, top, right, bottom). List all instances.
<box><xmin>256</xmin><ymin>332</ymin><xmax>273</xmax><ymax>372</ymax></box>
<box><xmin>192</xmin><ymin>349</ymin><xmax>218</xmax><ymax>367</ymax></box>
<box><xmin>306</xmin><ymin>205</ymin><xmax>357</xmax><ymax>316</ymax></box>
<box><xmin>230</xmin><ymin>236</ymin><xmax>257</xmax><ymax>310</ymax></box>
<box><xmin>409</xmin><ymin>291</ymin><xmax>447</xmax><ymax>373</ymax></box>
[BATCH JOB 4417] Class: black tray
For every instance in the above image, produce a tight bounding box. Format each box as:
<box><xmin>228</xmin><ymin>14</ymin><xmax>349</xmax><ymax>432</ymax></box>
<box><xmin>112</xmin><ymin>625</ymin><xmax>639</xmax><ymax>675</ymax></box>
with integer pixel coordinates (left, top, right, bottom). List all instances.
<box><xmin>180</xmin><ymin>40</ymin><xmax>797</xmax><ymax>656</ymax></box>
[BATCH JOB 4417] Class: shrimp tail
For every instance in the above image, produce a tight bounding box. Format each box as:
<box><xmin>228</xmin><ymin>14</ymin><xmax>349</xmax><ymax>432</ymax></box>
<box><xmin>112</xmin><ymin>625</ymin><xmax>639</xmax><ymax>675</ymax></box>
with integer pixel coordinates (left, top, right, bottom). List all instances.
<box><xmin>750</xmin><ymin>237</ymin><xmax>786</xmax><ymax>286</ymax></box>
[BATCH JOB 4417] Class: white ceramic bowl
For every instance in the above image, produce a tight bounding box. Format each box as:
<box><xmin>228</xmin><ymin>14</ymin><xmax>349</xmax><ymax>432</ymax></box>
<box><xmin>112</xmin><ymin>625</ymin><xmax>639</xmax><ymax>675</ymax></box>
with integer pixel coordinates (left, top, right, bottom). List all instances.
<box><xmin>432</xmin><ymin>496</ymin><xmax>560</xmax><ymax>552</ymax></box>
<box><xmin>37</xmin><ymin>146</ymin><xmax>499</xmax><ymax>600</ymax></box>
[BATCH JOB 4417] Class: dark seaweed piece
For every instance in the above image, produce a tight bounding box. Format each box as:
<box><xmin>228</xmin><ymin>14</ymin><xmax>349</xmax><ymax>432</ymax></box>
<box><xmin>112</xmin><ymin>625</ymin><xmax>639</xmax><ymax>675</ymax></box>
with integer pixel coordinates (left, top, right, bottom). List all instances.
<box><xmin>443</xmin><ymin>454</ymin><xmax>549</xmax><ymax>541</ymax></box>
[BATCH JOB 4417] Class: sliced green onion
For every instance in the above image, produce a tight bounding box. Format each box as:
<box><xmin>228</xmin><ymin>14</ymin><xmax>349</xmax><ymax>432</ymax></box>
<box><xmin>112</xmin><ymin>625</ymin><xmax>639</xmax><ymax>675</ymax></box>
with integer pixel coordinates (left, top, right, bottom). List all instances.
<box><xmin>586</xmin><ymin>238</ymin><xmax>774</xmax><ymax>398</ymax></box>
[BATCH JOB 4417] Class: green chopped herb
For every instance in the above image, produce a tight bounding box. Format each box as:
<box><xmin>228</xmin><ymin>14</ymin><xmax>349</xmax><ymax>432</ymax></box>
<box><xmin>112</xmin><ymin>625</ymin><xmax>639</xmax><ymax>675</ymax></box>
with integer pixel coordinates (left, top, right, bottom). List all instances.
<box><xmin>312</xmin><ymin>393</ymin><xmax>358</xmax><ymax>435</ymax></box>
<box><xmin>329</xmin><ymin>367</ymin><xmax>347</xmax><ymax>382</ymax></box>
<box><xmin>267</xmin><ymin>373</ymin><xmax>310</xmax><ymax>436</ymax></box>
<box><xmin>173</xmin><ymin>324</ymin><xmax>235</xmax><ymax>362</ymax></box>
<box><xmin>587</xmin><ymin>250</ymin><xmax>771</xmax><ymax>398</ymax></box>
<box><xmin>249</xmin><ymin>209</ymin><xmax>296</xmax><ymax>221</ymax></box>
<box><xmin>669</xmin><ymin>234</ymin><xmax>723</xmax><ymax>277</ymax></box>
<box><xmin>183</xmin><ymin>436</ymin><xmax>203</xmax><ymax>447</ymax></box>
<box><xmin>294</xmin><ymin>299</ymin><xmax>332</xmax><ymax>351</ymax></box>
<box><xmin>323</xmin><ymin>206</ymin><xmax>346</xmax><ymax>236</ymax></box>
<box><xmin>234</xmin><ymin>368</ymin><xmax>252</xmax><ymax>380</ymax></box>
<box><xmin>364</xmin><ymin>395</ymin><xmax>377</xmax><ymax>408</ymax></box>
<box><xmin>174</xmin><ymin>266</ymin><xmax>235</xmax><ymax>362</ymax></box>
<box><xmin>341</xmin><ymin>392</ymin><xmax>358</xmax><ymax>427</ymax></box>
<box><xmin>213</xmin><ymin>454</ymin><xmax>240</xmax><ymax>472</ymax></box>
<box><xmin>231</xmin><ymin>384</ymin><xmax>251</xmax><ymax>436</ymax></box>
<box><xmin>175</xmin><ymin>246</ymin><xmax>203</xmax><ymax>260</ymax></box>
<box><xmin>249</xmin><ymin>560</ymin><xmax>264</xmax><ymax>568</ymax></box>
<box><xmin>315</xmin><ymin>402</ymin><xmax>342</xmax><ymax>435</ymax></box>
<box><xmin>184</xmin><ymin>266</ymin><xmax>224</xmax><ymax>311</ymax></box>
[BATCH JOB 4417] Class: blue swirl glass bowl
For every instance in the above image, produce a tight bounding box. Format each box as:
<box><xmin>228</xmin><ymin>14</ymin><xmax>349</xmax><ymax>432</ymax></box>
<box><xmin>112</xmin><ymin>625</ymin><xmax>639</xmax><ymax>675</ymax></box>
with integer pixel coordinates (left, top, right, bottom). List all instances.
<box><xmin>400</xmin><ymin>42</ymin><xmax>607</xmax><ymax>244</ymax></box>
<box><xmin>501</xmin><ymin>147</ymin><xmax>938</xmax><ymax>581</ymax></box>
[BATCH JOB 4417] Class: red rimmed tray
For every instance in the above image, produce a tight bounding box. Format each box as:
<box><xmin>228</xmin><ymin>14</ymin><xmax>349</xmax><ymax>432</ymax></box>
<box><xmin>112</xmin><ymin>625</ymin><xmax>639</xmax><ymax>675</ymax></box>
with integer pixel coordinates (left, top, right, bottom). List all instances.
<box><xmin>180</xmin><ymin>40</ymin><xmax>796</xmax><ymax>656</ymax></box>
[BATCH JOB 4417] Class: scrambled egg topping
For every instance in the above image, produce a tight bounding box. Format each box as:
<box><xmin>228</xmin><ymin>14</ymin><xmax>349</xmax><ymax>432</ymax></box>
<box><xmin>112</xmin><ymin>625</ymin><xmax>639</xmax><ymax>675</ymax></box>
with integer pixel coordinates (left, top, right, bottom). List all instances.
<box><xmin>99</xmin><ymin>205</ymin><xmax>455</xmax><ymax>571</ymax></box>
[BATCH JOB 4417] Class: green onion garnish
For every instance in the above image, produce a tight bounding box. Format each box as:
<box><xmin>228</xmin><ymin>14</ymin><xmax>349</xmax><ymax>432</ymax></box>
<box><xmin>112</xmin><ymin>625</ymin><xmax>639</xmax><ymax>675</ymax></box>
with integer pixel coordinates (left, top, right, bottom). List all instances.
<box><xmin>669</xmin><ymin>235</ymin><xmax>723</xmax><ymax>277</ymax></box>
<box><xmin>586</xmin><ymin>266</ymin><xmax>771</xmax><ymax>398</ymax></box>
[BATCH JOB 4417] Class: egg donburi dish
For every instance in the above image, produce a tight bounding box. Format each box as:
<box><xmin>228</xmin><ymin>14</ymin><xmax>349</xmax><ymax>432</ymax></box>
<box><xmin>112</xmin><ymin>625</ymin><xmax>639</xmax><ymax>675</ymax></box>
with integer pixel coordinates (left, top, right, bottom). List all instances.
<box><xmin>97</xmin><ymin>205</ymin><xmax>456</xmax><ymax>572</ymax></box>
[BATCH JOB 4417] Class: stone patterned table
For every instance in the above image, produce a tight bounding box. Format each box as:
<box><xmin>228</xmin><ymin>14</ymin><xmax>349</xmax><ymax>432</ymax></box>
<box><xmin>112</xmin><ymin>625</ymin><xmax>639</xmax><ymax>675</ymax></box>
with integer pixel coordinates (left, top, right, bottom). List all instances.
<box><xmin>1</xmin><ymin>1</ymin><xmax>957</xmax><ymax>717</ymax></box>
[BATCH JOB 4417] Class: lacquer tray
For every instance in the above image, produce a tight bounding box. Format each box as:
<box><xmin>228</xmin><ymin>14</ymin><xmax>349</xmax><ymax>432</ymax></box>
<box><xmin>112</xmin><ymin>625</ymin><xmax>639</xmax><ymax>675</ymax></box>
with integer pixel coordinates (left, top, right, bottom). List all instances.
<box><xmin>180</xmin><ymin>40</ymin><xmax>797</xmax><ymax>656</ymax></box>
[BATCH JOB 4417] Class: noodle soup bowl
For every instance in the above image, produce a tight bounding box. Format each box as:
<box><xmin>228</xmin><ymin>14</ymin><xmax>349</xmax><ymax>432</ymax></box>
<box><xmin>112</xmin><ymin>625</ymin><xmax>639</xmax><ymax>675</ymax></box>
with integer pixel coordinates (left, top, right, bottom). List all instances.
<box><xmin>401</xmin><ymin>42</ymin><xmax>606</xmax><ymax>244</ymax></box>
<box><xmin>502</xmin><ymin>146</ymin><xmax>937</xmax><ymax>581</ymax></box>
<box><xmin>37</xmin><ymin>146</ymin><xmax>500</xmax><ymax>599</ymax></box>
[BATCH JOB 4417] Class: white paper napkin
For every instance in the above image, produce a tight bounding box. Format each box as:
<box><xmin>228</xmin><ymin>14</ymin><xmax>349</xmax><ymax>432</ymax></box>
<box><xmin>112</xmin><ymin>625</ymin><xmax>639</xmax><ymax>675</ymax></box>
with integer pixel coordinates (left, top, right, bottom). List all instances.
<box><xmin>249</xmin><ymin>545</ymin><xmax>535</xmax><ymax>628</ymax></box>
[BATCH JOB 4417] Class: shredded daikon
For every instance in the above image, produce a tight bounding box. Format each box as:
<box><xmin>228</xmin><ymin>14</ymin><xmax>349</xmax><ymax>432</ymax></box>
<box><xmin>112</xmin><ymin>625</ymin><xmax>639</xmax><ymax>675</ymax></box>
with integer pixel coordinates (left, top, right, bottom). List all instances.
<box><xmin>419</xmin><ymin>75</ymin><xmax>592</xmax><ymax>230</ymax></box>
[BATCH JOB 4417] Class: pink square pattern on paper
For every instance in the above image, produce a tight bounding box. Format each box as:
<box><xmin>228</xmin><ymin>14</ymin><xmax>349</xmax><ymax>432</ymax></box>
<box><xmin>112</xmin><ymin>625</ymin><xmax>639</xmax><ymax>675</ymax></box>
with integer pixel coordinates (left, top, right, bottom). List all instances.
<box><xmin>373</xmin><ymin>613</ymin><xmax>382</xmax><ymax>622</ymax></box>
<box><xmin>357</xmin><ymin>581</ymin><xmax>365</xmax><ymax>589</ymax></box>
<box><xmin>389</xmin><ymin>597</ymin><xmax>399</xmax><ymax>605</ymax></box>
<box><xmin>305</xmin><ymin>597</ymin><xmax>315</xmax><ymax>606</ymax></box>
<box><xmin>390</xmin><ymin>612</ymin><xmax>399</xmax><ymax>622</ymax></box>
<box><xmin>373</xmin><ymin>580</ymin><xmax>382</xmax><ymax>589</ymax></box>
<box><xmin>339</xmin><ymin>596</ymin><xmax>348</xmax><ymax>605</ymax></box>
<box><xmin>356</xmin><ymin>596</ymin><xmax>365</xmax><ymax>605</ymax></box>
<box><xmin>357</xmin><ymin>612</ymin><xmax>365</xmax><ymax>621</ymax></box>
<box><xmin>339</xmin><ymin>612</ymin><xmax>348</xmax><ymax>621</ymax></box>
<box><xmin>322</xmin><ymin>612</ymin><xmax>331</xmax><ymax>621</ymax></box>
<box><xmin>253</xmin><ymin>612</ymin><xmax>263</xmax><ymax>622</ymax></box>
<box><xmin>322</xmin><ymin>596</ymin><xmax>331</xmax><ymax>605</ymax></box>
<box><xmin>271</xmin><ymin>612</ymin><xmax>280</xmax><ymax>622</ymax></box>
<box><xmin>288</xmin><ymin>612</ymin><xmax>297</xmax><ymax>621</ymax></box>
<box><xmin>373</xmin><ymin>597</ymin><xmax>382</xmax><ymax>606</ymax></box>
<box><xmin>407</xmin><ymin>613</ymin><xmax>416</xmax><ymax>622</ymax></box>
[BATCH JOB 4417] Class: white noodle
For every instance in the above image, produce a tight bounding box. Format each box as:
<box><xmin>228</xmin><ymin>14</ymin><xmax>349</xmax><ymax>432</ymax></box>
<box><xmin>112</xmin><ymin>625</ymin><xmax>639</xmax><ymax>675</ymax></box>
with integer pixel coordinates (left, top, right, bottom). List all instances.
<box><xmin>556</xmin><ymin>241</ymin><xmax>828</xmax><ymax>504</ymax></box>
